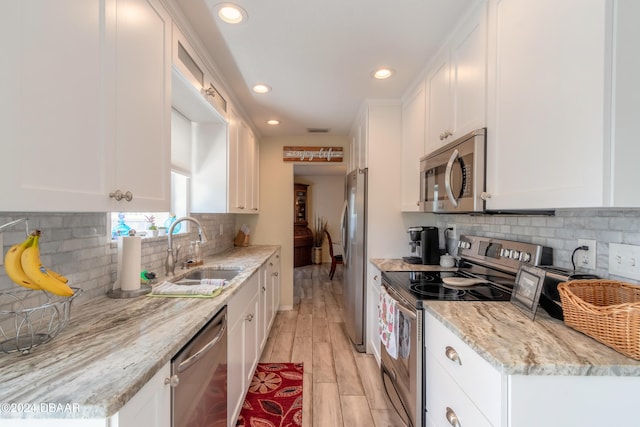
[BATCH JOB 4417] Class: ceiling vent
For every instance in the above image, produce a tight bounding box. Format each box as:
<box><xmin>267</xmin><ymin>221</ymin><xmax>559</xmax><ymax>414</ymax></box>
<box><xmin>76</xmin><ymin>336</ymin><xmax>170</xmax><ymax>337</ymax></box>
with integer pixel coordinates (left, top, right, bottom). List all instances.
<box><xmin>307</xmin><ymin>128</ymin><xmax>330</xmax><ymax>133</ymax></box>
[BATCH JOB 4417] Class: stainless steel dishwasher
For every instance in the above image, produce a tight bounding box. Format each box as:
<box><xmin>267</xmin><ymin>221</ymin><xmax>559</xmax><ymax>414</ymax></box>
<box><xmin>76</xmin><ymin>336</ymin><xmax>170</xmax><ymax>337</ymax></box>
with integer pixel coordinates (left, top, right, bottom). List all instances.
<box><xmin>170</xmin><ymin>305</ymin><xmax>227</xmax><ymax>427</ymax></box>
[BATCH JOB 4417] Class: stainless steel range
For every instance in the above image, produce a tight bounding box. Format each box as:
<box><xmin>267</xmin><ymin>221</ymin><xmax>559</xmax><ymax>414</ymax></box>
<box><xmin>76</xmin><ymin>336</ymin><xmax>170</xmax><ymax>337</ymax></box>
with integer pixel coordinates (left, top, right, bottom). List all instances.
<box><xmin>380</xmin><ymin>235</ymin><xmax>553</xmax><ymax>427</ymax></box>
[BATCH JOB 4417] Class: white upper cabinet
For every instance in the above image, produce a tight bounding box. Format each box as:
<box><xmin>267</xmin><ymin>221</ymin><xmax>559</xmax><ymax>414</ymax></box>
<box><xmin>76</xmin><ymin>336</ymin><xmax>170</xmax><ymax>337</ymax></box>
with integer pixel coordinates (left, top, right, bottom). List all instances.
<box><xmin>485</xmin><ymin>0</ymin><xmax>636</xmax><ymax>209</ymax></box>
<box><xmin>425</xmin><ymin>1</ymin><xmax>488</xmax><ymax>154</ymax></box>
<box><xmin>349</xmin><ymin>106</ymin><xmax>368</xmax><ymax>172</ymax></box>
<box><xmin>0</xmin><ymin>0</ymin><xmax>171</xmax><ymax>212</ymax></box>
<box><xmin>228</xmin><ymin>109</ymin><xmax>259</xmax><ymax>214</ymax></box>
<box><xmin>401</xmin><ymin>81</ymin><xmax>426</xmax><ymax>211</ymax></box>
<box><xmin>111</xmin><ymin>0</ymin><xmax>172</xmax><ymax>212</ymax></box>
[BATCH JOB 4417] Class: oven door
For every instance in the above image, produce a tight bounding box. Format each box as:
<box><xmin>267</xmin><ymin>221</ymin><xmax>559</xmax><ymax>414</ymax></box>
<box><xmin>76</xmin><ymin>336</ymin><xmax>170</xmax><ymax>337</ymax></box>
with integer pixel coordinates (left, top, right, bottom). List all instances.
<box><xmin>380</xmin><ymin>283</ymin><xmax>422</xmax><ymax>427</ymax></box>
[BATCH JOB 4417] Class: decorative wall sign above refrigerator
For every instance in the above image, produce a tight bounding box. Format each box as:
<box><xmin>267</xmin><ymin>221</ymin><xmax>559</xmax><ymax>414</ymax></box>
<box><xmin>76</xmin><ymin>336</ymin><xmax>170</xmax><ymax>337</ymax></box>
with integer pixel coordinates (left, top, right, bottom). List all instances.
<box><xmin>283</xmin><ymin>146</ymin><xmax>343</xmax><ymax>162</ymax></box>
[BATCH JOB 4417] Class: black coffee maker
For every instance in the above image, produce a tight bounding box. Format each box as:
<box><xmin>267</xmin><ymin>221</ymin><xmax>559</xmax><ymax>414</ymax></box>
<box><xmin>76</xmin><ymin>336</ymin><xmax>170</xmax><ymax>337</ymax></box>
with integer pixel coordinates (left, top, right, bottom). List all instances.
<box><xmin>402</xmin><ymin>226</ymin><xmax>440</xmax><ymax>265</ymax></box>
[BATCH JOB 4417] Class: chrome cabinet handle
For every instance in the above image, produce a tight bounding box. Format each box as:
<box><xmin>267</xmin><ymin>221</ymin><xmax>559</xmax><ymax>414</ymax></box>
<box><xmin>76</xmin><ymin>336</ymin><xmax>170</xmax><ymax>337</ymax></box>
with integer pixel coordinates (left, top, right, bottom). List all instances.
<box><xmin>261</xmin><ymin>286</ymin><xmax>266</xmax><ymax>292</ymax></box>
<box><xmin>273</xmin><ymin>272</ymin><xmax>279</xmax><ymax>277</ymax></box>
<box><xmin>446</xmin><ymin>407</ymin><xmax>461</xmax><ymax>427</ymax></box>
<box><xmin>374</xmin><ymin>275</ymin><xmax>378</xmax><ymax>281</ymax></box>
<box><xmin>245</xmin><ymin>313</ymin><xmax>254</xmax><ymax>322</ymax></box>
<box><xmin>445</xmin><ymin>346</ymin><xmax>462</xmax><ymax>365</ymax></box>
<box><xmin>109</xmin><ymin>190</ymin><xmax>133</xmax><ymax>202</ymax></box>
<box><xmin>480</xmin><ymin>192</ymin><xmax>492</xmax><ymax>201</ymax></box>
<box><xmin>164</xmin><ymin>375</ymin><xmax>180</xmax><ymax>388</ymax></box>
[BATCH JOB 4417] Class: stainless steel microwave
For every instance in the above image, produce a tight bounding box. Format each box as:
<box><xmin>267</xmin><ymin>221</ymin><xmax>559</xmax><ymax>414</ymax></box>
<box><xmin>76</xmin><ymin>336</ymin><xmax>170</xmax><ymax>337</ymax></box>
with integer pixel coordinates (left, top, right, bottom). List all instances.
<box><xmin>419</xmin><ymin>128</ymin><xmax>486</xmax><ymax>213</ymax></box>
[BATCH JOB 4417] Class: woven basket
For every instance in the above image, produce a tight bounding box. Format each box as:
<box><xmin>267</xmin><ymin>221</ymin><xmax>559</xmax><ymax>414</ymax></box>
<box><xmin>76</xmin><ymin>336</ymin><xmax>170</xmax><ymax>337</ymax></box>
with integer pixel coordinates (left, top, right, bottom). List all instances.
<box><xmin>558</xmin><ymin>280</ymin><xmax>640</xmax><ymax>360</ymax></box>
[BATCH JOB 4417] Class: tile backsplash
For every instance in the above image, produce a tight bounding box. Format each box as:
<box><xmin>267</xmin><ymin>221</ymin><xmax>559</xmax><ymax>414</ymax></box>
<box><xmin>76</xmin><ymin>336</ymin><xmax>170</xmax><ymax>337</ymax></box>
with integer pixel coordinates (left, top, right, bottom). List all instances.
<box><xmin>434</xmin><ymin>208</ymin><xmax>640</xmax><ymax>281</ymax></box>
<box><xmin>0</xmin><ymin>213</ymin><xmax>235</xmax><ymax>301</ymax></box>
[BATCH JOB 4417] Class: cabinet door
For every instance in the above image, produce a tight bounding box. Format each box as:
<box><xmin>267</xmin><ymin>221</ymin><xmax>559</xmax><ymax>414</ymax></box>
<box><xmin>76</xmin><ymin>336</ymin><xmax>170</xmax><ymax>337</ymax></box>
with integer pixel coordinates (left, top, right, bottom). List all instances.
<box><xmin>228</xmin><ymin>108</ymin><xmax>243</xmax><ymax>212</ymax></box>
<box><xmin>227</xmin><ymin>317</ymin><xmax>244</xmax><ymax>427</ymax></box>
<box><xmin>425</xmin><ymin>52</ymin><xmax>452</xmax><ymax>153</ymax></box>
<box><xmin>425</xmin><ymin>352</ymin><xmax>493</xmax><ymax>427</ymax></box>
<box><xmin>450</xmin><ymin>2</ymin><xmax>487</xmax><ymax>139</ymax></box>
<box><xmin>113</xmin><ymin>363</ymin><xmax>170</xmax><ymax>427</ymax></box>
<box><xmin>245</xmin><ymin>130</ymin><xmax>260</xmax><ymax>213</ymax></box>
<box><xmin>112</xmin><ymin>0</ymin><xmax>171</xmax><ymax>212</ymax></box>
<box><xmin>486</xmin><ymin>0</ymin><xmax>609</xmax><ymax>209</ymax></box>
<box><xmin>270</xmin><ymin>251</ymin><xmax>281</xmax><ymax>323</ymax></box>
<box><xmin>366</xmin><ymin>266</ymin><xmax>382</xmax><ymax>364</ymax></box>
<box><xmin>401</xmin><ymin>81</ymin><xmax>426</xmax><ymax>211</ymax></box>
<box><xmin>0</xmin><ymin>0</ymin><xmax>111</xmax><ymax>212</ymax></box>
<box><xmin>244</xmin><ymin>291</ymin><xmax>260</xmax><ymax>385</ymax></box>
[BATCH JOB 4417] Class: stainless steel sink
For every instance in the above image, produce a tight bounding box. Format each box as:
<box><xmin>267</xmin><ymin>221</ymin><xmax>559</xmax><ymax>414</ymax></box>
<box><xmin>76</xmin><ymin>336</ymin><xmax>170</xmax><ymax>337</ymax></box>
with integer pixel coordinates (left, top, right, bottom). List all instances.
<box><xmin>181</xmin><ymin>268</ymin><xmax>242</xmax><ymax>282</ymax></box>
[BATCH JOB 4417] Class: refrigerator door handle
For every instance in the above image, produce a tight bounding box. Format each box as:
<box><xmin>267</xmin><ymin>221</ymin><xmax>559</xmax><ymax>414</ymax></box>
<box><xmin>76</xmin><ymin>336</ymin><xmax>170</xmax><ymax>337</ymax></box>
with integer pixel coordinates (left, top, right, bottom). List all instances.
<box><xmin>340</xmin><ymin>200</ymin><xmax>349</xmax><ymax>266</ymax></box>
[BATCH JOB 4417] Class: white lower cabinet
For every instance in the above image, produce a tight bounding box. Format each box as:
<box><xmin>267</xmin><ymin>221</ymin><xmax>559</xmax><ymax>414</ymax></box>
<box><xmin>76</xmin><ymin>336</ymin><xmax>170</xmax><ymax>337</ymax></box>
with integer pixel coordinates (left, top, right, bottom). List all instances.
<box><xmin>366</xmin><ymin>265</ymin><xmax>382</xmax><ymax>365</ymax></box>
<box><xmin>425</xmin><ymin>351</ymin><xmax>493</xmax><ymax>427</ymax></box>
<box><xmin>425</xmin><ymin>310</ymin><xmax>639</xmax><ymax>427</ymax></box>
<box><xmin>424</xmin><ymin>311</ymin><xmax>501</xmax><ymax>426</ymax></box>
<box><xmin>111</xmin><ymin>362</ymin><xmax>171</xmax><ymax>427</ymax></box>
<box><xmin>227</xmin><ymin>274</ymin><xmax>260</xmax><ymax>427</ymax></box>
<box><xmin>260</xmin><ymin>250</ymin><xmax>281</xmax><ymax>349</ymax></box>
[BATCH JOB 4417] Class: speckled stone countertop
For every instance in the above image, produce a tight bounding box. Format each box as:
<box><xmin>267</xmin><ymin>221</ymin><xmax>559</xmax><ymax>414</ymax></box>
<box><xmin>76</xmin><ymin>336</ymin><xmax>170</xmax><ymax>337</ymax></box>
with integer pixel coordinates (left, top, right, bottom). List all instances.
<box><xmin>371</xmin><ymin>258</ymin><xmax>640</xmax><ymax>376</ymax></box>
<box><xmin>424</xmin><ymin>302</ymin><xmax>640</xmax><ymax>376</ymax></box>
<box><xmin>0</xmin><ymin>245</ymin><xmax>279</xmax><ymax>420</ymax></box>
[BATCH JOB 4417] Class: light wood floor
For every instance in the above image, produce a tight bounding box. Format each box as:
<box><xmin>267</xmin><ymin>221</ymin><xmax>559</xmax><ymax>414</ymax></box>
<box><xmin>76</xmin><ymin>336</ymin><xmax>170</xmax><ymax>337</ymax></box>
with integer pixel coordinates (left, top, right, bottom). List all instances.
<box><xmin>259</xmin><ymin>264</ymin><xmax>405</xmax><ymax>427</ymax></box>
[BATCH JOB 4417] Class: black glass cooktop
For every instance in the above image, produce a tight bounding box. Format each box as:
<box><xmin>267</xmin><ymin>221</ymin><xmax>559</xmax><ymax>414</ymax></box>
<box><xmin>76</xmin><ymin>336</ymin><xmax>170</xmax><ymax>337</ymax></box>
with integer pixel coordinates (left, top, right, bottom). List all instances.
<box><xmin>381</xmin><ymin>270</ymin><xmax>513</xmax><ymax>307</ymax></box>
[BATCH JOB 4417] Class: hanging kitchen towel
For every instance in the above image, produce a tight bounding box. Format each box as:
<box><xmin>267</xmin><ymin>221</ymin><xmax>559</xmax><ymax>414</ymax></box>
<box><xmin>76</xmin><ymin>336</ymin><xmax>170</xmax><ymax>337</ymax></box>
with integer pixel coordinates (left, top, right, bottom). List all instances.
<box><xmin>398</xmin><ymin>310</ymin><xmax>411</xmax><ymax>359</ymax></box>
<box><xmin>379</xmin><ymin>286</ymin><xmax>399</xmax><ymax>359</ymax></box>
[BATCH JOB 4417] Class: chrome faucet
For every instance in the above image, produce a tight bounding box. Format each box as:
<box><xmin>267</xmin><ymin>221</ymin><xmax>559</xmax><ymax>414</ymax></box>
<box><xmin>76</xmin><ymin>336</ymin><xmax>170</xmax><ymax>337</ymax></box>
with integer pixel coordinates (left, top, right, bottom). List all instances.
<box><xmin>165</xmin><ymin>216</ymin><xmax>208</xmax><ymax>275</ymax></box>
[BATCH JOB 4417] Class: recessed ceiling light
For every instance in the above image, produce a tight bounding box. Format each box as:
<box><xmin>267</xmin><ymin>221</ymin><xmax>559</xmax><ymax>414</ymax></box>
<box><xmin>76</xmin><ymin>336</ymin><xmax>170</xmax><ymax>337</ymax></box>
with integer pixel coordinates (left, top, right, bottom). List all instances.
<box><xmin>267</xmin><ymin>120</ymin><xmax>280</xmax><ymax>126</ymax></box>
<box><xmin>253</xmin><ymin>84</ymin><xmax>271</xmax><ymax>94</ymax></box>
<box><xmin>372</xmin><ymin>68</ymin><xmax>394</xmax><ymax>80</ymax></box>
<box><xmin>216</xmin><ymin>3</ymin><xmax>248</xmax><ymax>24</ymax></box>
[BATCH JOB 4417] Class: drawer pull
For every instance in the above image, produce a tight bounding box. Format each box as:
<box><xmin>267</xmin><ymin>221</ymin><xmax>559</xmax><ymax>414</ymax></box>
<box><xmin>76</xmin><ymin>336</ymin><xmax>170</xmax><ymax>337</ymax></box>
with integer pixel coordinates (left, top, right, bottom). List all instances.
<box><xmin>245</xmin><ymin>313</ymin><xmax>254</xmax><ymax>322</ymax></box>
<box><xmin>445</xmin><ymin>346</ymin><xmax>462</xmax><ymax>365</ymax></box>
<box><xmin>446</xmin><ymin>407</ymin><xmax>461</xmax><ymax>427</ymax></box>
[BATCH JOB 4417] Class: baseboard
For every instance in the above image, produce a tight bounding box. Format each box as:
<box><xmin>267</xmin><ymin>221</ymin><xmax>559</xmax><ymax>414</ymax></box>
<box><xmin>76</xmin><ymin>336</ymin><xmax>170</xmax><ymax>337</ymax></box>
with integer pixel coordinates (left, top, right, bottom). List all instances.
<box><xmin>278</xmin><ymin>305</ymin><xmax>294</xmax><ymax>311</ymax></box>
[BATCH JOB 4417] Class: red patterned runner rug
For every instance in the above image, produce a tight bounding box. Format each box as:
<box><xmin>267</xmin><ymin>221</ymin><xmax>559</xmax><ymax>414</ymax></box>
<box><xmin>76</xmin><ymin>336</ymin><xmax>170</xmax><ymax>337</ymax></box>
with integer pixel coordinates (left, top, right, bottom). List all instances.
<box><xmin>236</xmin><ymin>363</ymin><xmax>304</xmax><ymax>427</ymax></box>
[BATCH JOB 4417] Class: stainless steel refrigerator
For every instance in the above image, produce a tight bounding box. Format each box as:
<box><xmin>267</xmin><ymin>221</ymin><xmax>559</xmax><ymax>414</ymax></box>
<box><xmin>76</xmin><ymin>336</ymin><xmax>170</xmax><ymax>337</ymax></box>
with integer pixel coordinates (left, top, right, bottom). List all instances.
<box><xmin>340</xmin><ymin>168</ymin><xmax>367</xmax><ymax>352</ymax></box>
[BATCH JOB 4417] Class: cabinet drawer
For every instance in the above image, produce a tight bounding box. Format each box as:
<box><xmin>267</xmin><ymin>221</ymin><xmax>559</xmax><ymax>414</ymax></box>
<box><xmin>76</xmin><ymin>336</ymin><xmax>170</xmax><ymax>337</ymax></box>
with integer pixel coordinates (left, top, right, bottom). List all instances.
<box><xmin>228</xmin><ymin>274</ymin><xmax>259</xmax><ymax>328</ymax></box>
<box><xmin>425</xmin><ymin>351</ymin><xmax>493</xmax><ymax>427</ymax></box>
<box><xmin>424</xmin><ymin>312</ymin><xmax>501</xmax><ymax>425</ymax></box>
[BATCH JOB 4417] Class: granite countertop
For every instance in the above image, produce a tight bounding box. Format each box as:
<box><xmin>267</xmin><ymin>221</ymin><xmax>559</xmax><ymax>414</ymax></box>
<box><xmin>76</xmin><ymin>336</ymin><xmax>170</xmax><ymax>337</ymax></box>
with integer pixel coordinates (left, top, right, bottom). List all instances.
<box><xmin>371</xmin><ymin>258</ymin><xmax>640</xmax><ymax>377</ymax></box>
<box><xmin>0</xmin><ymin>245</ymin><xmax>279</xmax><ymax>420</ymax></box>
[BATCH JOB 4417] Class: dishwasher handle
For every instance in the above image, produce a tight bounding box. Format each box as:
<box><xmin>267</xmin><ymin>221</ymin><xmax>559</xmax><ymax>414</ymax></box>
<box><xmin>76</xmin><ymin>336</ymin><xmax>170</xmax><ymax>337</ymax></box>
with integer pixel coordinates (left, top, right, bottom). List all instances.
<box><xmin>177</xmin><ymin>313</ymin><xmax>227</xmax><ymax>373</ymax></box>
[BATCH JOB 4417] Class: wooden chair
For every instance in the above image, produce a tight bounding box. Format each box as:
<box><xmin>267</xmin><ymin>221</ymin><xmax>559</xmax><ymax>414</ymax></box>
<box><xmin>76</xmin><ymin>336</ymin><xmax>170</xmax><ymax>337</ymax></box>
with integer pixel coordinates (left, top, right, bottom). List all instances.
<box><xmin>324</xmin><ymin>229</ymin><xmax>343</xmax><ymax>280</ymax></box>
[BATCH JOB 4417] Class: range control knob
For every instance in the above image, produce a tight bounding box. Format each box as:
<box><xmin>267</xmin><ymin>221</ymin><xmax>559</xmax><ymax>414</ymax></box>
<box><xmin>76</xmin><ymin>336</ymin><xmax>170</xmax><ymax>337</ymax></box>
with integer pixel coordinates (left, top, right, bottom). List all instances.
<box><xmin>511</xmin><ymin>250</ymin><xmax>521</xmax><ymax>260</ymax></box>
<box><xmin>520</xmin><ymin>252</ymin><xmax>532</xmax><ymax>263</ymax></box>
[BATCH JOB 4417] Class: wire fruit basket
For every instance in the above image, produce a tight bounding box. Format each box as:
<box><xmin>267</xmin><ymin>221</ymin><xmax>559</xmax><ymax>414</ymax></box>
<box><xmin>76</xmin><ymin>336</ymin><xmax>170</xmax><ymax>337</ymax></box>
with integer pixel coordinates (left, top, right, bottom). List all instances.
<box><xmin>0</xmin><ymin>287</ymin><xmax>81</xmax><ymax>354</ymax></box>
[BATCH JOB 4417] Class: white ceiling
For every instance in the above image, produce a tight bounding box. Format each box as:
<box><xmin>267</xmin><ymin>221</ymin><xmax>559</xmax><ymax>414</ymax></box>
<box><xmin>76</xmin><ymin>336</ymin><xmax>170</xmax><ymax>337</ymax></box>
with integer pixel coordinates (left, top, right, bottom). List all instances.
<box><xmin>174</xmin><ymin>0</ymin><xmax>477</xmax><ymax>138</ymax></box>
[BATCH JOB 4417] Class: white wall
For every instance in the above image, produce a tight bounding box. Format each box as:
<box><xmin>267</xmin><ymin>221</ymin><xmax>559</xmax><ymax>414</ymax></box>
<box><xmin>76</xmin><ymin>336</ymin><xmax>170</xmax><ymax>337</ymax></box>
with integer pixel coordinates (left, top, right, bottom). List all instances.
<box><xmin>238</xmin><ymin>134</ymin><xmax>350</xmax><ymax>310</ymax></box>
<box><xmin>295</xmin><ymin>174</ymin><xmax>345</xmax><ymax>262</ymax></box>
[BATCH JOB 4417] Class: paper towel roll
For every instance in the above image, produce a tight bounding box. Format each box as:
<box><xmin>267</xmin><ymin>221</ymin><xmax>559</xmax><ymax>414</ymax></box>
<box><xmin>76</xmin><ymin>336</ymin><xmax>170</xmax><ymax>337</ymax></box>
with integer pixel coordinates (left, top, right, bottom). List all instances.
<box><xmin>120</xmin><ymin>236</ymin><xmax>142</xmax><ymax>291</ymax></box>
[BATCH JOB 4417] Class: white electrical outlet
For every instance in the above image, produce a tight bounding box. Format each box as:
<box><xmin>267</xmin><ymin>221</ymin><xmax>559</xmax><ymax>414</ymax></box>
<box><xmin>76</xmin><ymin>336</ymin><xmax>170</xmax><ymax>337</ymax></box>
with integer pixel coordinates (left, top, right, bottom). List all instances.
<box><xmin>446</xmin><ymin>224</ymin><xmax>457</xmax><ymax>239</ymax></box>
<box><xmin>609</xmin><ymin>243</ymin><xmax>640</xmax><ymax>280</ymax></box>
<box><xmin>577</xmin><ymin>239</ymin><xmax>596</xmax><ymax>270</ymax></box>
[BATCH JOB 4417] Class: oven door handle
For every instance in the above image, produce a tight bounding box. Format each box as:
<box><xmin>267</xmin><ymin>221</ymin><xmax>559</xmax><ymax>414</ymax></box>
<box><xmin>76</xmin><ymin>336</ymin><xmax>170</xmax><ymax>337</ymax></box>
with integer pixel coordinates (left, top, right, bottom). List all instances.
<box><xmin>394</xmin><ymin>299</ymin><xmax>417</xmax><ymax>321</ymax></box>
<box><xmin>444</xmin><ymin>148</ymin><xmax>460</xmax><ymax>208</ymax></box>
<box><xmin>382</xmin><ymin>282</ymin><xmax>417</xmax><ymax>321</ymax></box>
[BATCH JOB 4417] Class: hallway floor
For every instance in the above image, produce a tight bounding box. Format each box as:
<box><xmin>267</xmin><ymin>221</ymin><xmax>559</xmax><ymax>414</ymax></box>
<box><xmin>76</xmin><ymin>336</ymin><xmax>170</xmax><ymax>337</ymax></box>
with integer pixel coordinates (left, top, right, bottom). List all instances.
<box><xmin>259</xmin><ymin>264</ymin><xmax>405</xmax><ymax>427</ymax></box>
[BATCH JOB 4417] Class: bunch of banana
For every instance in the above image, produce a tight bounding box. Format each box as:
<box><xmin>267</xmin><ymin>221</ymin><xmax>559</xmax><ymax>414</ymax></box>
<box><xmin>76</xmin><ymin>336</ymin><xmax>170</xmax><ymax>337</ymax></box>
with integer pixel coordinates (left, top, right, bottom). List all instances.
<box><xmin>4</xmin><ymin>230</ymin><xmax>74</xmax><ymax>297</ymax></box>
